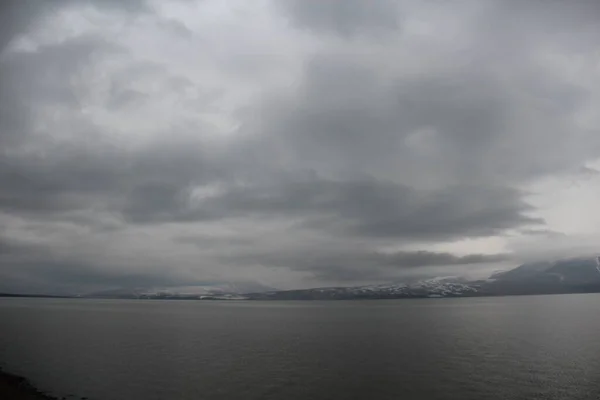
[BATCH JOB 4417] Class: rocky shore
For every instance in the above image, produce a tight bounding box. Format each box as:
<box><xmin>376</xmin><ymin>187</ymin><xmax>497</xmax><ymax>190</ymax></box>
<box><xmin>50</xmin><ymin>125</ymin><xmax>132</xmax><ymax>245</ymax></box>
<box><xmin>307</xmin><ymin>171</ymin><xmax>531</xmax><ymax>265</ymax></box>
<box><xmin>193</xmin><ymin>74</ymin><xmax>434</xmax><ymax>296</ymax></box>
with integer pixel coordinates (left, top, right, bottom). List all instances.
<box><xmin>0</xmin><ymin>369</ymin><xmax>60</xmax><ymax>399</ymax></box>
<box><xmin>0</xmin><ymin>369</ymin><xmax>92</xmax><ymax>400</ymax></box>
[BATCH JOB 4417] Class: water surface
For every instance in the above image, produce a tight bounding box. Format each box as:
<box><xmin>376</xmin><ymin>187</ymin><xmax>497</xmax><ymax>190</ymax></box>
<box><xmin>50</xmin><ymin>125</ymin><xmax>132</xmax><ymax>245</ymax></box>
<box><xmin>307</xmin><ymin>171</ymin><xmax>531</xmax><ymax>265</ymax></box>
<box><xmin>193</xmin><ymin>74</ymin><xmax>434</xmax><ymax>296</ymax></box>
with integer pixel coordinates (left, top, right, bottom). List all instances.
<box><xmin>1</xmin><ymin>295</ymin><xmax>600</xmax><ymax>399</ymax></box>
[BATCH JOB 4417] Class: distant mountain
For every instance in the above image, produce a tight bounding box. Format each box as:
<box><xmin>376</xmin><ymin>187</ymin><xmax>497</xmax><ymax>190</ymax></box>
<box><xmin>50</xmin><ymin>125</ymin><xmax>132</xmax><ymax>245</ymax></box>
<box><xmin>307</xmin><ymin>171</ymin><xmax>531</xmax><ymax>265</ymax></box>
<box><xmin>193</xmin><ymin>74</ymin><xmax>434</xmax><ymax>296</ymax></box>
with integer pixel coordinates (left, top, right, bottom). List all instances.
<box><xmin>245</xmin><ymin>277</ymin><xmax>480</xmax><ymax>300</ymax></box>
<box><xmin>84</xmin><ymin>282</ymin><xmax>273</xmax><ymax>300</ymax></box>
<box><xmin>246</xmin><ymin>256</ymin><xmax>600</xmax><ymax>300</ymax></box>
<box><xmin>84</xmin><ymin>288</ymin><xmax>248</xmax><ymax>300</ymax></box>
<box><xmin>0</xmin><ymin>293</ymin><xmax>71</xmax><ymax>298</ymax></box>
<box><xmin>489</xmin><ymin>261</ymin><xmax>553</xmax><ymax>281</ymax></box>
<box><xmin>490</xmin><ymin>257</ymin><xmax>600</xmax><ymax>285</ymax></box>
<box><xmin>84</xmin><ymin>288</ymin><xmax>149</xmax><ymax>299</ymax></box>
<box><xmin>482</xmin><ymin>256</ymin><xmax>600</xmax><ymax>296</ymax></box>
<box><xmin>79</xmin><ymin>256</ymin><xmax>600</xmax><ymax>300</ymax></box>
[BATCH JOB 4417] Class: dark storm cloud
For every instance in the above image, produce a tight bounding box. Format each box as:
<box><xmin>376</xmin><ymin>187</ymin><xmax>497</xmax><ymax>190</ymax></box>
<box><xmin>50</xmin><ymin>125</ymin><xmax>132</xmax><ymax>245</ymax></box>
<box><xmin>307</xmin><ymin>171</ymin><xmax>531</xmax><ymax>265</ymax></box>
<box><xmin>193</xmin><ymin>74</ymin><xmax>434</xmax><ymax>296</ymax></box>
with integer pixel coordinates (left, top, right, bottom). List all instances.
<box><xmin>277</xmin><ymin>0</ymin><xmax>400</xmax><ymax>36</ymax></box>
<box><xmin>0</xmin><ymin>131</ymin><xmax>225</xmax><ymax>222</ymax></box>
<box><xmin>246</xmin><ymin>249</ymin><xmax>510</xmax><ymax>270</ymax></box>
<box><xmin>5</xmin><ymin>38</ymin><xmax>545</xmax><ymax>241</ymax></box>
<box><xmin>223</xmin><ymin>246</ymin><xmax>510</xmax><ymax>282</ymax></box>
<box><xmin>179</xmin><ymin>177</ymin><xmax>542</xmax><ymax>240</ymax></box>
<box><xmin>2</xmin><ymin>0</ymin><xmax>580</xmax><ymax>232</ymax></box>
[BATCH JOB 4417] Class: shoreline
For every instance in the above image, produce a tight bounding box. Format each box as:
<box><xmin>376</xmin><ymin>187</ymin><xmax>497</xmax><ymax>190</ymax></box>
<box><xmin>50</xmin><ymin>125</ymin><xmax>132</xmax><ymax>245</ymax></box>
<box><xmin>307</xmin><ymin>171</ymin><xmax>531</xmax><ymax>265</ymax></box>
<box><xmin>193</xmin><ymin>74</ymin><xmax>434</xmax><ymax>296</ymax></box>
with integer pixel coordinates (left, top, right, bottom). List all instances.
<box><xmin>0</xmin><ymin>369</ymin><xmax>60</xmax><ymax>400</ymax></box>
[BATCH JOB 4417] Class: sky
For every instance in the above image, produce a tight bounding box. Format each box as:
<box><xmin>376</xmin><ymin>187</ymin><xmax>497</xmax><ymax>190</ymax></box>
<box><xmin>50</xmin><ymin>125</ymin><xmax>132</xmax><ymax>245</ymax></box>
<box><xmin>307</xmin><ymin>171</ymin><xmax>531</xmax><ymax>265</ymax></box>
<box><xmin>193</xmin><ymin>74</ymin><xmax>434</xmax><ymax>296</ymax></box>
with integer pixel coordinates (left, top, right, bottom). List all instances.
<box><xmin>1</xmin><ymin>0</ymin><xmax>600</xmax><ymax>295</ymax></box>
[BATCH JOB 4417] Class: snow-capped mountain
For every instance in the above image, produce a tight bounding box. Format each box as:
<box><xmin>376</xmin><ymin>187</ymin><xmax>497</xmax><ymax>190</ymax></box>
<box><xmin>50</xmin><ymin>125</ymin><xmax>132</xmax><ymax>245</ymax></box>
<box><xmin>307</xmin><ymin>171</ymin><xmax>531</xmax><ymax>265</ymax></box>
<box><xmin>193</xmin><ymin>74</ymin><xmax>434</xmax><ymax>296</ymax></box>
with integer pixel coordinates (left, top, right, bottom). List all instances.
<box><xmin>246</xmin><ymin>256</ymin><xmax>600</xmax><ymax>300</ymax></box>
<box><xmin>245</xmin><ymin>277</ymin><xmax>480</xmax><ymax>300</ymax></box>
<box><xmin>83</xmin><ymin>256</ymin><xmax>600</xmax><ymax>300</ymax></box>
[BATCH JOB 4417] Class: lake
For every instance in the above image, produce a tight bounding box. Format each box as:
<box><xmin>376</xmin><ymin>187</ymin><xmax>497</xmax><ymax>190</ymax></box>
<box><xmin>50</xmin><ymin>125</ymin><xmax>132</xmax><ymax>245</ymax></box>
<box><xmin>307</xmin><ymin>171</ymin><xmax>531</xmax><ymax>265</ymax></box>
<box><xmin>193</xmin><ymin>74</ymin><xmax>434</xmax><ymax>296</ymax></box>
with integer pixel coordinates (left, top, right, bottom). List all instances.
<box><xmin>1</xmin><ymin>295</ymin><xmax>600</xmax><ymax>400</ymax></box>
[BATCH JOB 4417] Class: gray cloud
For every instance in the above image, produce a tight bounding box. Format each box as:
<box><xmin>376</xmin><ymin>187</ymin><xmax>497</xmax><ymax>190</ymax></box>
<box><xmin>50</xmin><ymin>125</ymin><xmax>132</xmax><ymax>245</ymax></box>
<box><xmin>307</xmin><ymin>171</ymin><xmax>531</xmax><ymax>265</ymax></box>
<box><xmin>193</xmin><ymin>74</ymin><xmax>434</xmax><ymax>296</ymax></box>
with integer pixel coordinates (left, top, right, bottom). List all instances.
<box><xmin>519</xmin><ymin>229</ymin><xmax>567</xmax><ymax>238</ymax></box>
<box><xmin>251</xmin><ymin>49</ymin><xmax>593</xmax><ymax>188</ymax></box>
<box><xmin>0</xmin><ymin>260</ymin><xmax>203</xmax><ymax>296</ymax></box>
<box><xmin>0</xmin><ymin>230</ymin><xmax>219</xmax><ymax>295</ymax></box>
<box><xmin>222</xmin><ymin>246</ymin><xmax>510</xmax><ymax>283</ymax></box>
<box><xmin>0</xmin><ymin>34</ymin><xmax>121</xmax><ymax>149</ymax></box>
<box><xmin>277</xmin><ymin>0</ymin><xmax>400</xmax><ymax>36</ymax></box>
<box><xmin>0</xmin><ymin>34</ymin><xmax>225</xmax><ymax>221</ymax></box>
<box><xmin>0</xmin><ymin>0</ymin><xmax>149</xmax><ymax>54</ymax></box>
<box><xmin>0</xmin><ymin>0</ymin><xmax>54</xmax><ymax>53</ymax></box>
<box><xmin>176</xmin><ymin>176</ymin><xmax>542</xmax><ymax>241</ymax></box>
<box><xmin>1</xmin><ymin>0</ymin><xmax>599</xmax><ymax>293</ymax></box>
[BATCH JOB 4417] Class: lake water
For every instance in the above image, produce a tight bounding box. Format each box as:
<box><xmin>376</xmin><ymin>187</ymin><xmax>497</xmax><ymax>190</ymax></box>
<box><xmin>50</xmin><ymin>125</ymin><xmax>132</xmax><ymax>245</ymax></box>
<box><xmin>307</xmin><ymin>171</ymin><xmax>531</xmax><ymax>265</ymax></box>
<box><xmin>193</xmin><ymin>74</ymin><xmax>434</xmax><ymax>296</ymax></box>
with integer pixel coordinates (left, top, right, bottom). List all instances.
<box><xmin>1</xmin><ymin>295</ymin><xmax>600</xmax><ymax>400</ymax></box>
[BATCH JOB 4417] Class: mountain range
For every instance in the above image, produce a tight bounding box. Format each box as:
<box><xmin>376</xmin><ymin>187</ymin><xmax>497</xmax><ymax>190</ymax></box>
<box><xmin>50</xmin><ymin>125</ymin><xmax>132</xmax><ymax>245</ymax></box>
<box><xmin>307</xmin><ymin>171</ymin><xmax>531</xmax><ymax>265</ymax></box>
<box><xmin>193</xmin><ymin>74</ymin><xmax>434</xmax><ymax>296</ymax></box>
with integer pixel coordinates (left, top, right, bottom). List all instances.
<box><xmin>73</xmin><ymin>255</ymin><xmax>600</xmax><ymax>300</ymax></box>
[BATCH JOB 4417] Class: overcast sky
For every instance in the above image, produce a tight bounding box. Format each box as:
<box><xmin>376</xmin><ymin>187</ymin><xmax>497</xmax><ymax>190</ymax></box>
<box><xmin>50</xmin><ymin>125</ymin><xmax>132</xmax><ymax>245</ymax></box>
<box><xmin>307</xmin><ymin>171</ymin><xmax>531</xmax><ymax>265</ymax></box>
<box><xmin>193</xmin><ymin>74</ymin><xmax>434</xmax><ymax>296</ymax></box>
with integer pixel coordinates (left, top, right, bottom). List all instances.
<box><xmin>2</xmin><ymin>0</ymin><xmax>600</xmax><ymax>294</ymax></box>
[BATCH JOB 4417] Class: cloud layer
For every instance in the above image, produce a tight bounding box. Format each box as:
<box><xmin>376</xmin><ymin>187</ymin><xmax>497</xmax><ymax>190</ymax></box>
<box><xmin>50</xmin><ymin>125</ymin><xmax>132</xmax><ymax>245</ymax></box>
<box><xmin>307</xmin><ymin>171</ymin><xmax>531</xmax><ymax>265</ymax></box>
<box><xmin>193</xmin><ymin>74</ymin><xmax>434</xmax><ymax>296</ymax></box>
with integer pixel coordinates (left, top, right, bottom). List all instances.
<box><xmin>1</xmin><ymin>0</ymin><xmax>600</xmax><ymax>294</ymax></box>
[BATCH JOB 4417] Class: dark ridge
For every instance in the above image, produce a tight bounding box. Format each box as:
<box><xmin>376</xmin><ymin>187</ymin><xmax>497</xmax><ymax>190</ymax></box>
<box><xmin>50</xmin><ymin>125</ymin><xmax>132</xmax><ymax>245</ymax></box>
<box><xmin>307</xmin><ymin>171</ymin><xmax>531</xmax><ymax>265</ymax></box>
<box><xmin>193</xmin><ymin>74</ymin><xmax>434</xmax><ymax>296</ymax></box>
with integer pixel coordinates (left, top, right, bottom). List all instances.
<box><xmin>0</xmin><ymin>293</ymin><xmax>73</xmax><ymax>298</ymax></box>
<box><xmin>0</xmin><ymin>369</ymin><xmax>58</xmax><ymax>399</ymax></box>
